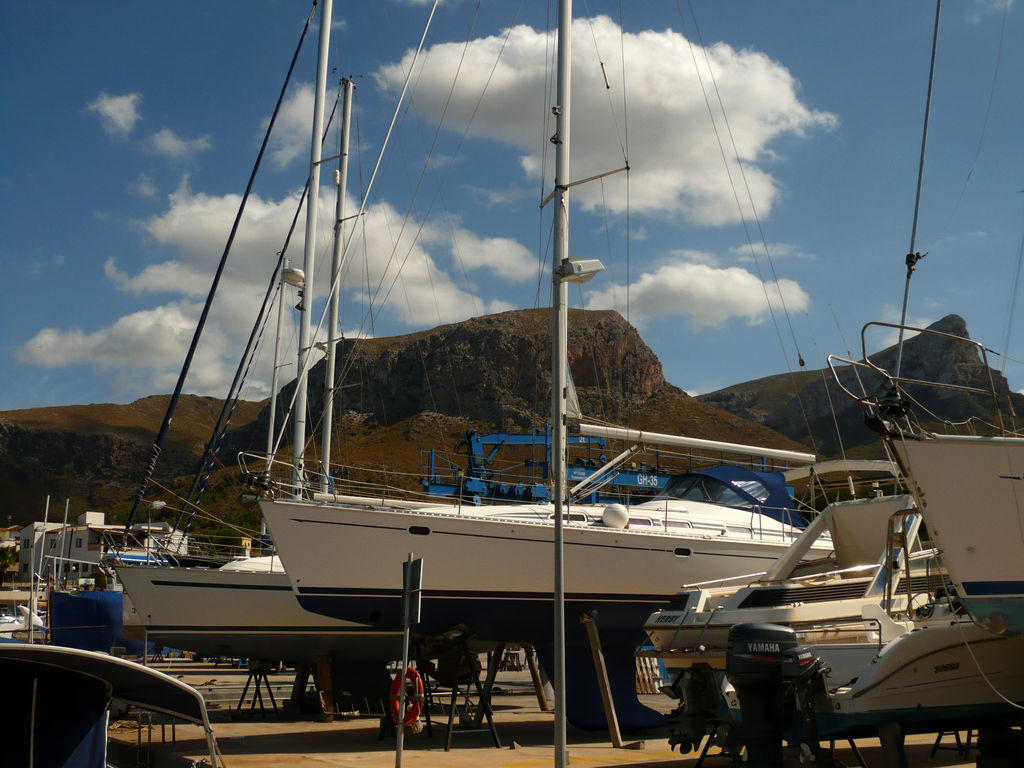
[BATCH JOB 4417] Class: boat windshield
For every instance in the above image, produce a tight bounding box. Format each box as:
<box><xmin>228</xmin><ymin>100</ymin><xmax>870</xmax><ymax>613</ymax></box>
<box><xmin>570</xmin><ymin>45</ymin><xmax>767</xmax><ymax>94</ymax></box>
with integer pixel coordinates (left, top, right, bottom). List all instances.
<box><xmin>654</xmin><ymin>473</ymin><xmax>769</xmax><ymax>507</ymax></box>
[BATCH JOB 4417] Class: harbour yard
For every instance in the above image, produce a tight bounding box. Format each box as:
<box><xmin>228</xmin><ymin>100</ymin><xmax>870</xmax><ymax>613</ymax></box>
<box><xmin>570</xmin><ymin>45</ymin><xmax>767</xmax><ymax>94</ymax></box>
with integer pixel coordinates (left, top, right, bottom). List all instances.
<box><xmin>105</xmin><ymin>658</ymin><xmax>982</xmax><ymax>768</ymax></box>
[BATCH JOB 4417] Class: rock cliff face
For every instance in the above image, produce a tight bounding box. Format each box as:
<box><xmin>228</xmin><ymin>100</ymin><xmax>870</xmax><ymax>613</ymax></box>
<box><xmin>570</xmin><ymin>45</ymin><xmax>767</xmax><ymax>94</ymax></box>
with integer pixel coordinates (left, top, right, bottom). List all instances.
<box><xmin>248</xmin><ymin>308</ymin><xmax>666</xmax><ymax>440</ymax></box>
<box><xmin>0</xmin><ymin>395</ymin><xmax>259</xmax><ymax>528</ymax></box>
<box><xmin>699</xmin><ymin>315</ymin><xmax>1024</xmax><ymax>456</ymax></box>
<box><xmin>0</xmin><ymin>418</ymin><xmax>192</xmax><ymax>522</ymax></box>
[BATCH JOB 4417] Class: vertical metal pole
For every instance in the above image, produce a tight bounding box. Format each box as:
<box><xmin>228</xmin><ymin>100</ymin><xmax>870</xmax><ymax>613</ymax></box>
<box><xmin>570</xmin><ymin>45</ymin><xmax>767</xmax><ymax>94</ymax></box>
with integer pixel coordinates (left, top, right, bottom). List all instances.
<box><xmin>29</xmin><ymin>496</ymin><xmax>49</xmax><ymax>645</ymax></box>
<box><xmin>551</xmin><ymin>1</ymin><xmax>571</xmax><ymax>766</ymax></box>
<box><xmin>29</xmin><ymin>678</ymin><xmax>37</xmax><ymax>768</ymax></box>
<box><xmin>263</xmin><ymin>258</ymin><xmax>287</xmax><ymax>539</ymax></box>
<box><xmin>322</xmin><ymin>77</ymin><xmax>354</xmax><ymax>488</ymax></box>
<box><xmin>396</xmin><ymin>552</ymin><xmax>413</xmax><ymax>767</ymax></box>
<box><xmin>57</xmin><ymin>498</ymin><xmax>69</xmax><ymax>589</ymax></box>
<box><xmin>266</xmin><ymin>260</ymin><xmax>286</xmax><ymax>465</ymax></box>
<box><xmin>292</xmin><ymin>0</ymin><xmax>333</xmax><ymax>494</ymax></box>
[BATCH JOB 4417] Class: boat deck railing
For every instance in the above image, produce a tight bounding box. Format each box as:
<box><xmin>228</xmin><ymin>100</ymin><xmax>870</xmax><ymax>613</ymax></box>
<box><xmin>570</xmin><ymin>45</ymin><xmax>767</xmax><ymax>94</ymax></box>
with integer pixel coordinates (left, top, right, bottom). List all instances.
<box><xmin>827</xmin><ymin>321</ymin><xmax>1019</xmax><ymax>437</ymax></box>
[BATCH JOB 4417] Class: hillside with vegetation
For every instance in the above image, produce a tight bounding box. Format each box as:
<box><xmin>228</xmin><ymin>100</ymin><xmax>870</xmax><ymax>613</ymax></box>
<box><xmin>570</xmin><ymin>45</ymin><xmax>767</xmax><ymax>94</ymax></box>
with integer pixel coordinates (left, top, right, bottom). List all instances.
<box><xmin>0</xmin><ymin>309</ymin><xmax>810</xmax><ymax>536</ymax></box>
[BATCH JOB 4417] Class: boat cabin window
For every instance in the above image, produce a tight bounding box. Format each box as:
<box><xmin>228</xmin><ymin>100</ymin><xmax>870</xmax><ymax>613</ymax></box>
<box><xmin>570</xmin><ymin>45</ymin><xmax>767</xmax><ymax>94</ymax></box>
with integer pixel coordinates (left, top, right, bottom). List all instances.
<box><xmin>725</xmin><ymin>525</ymin><xmax>753</xmax><ymax>537</ymax></box>
<box><xmin>628</xmin><ymin>517</ymin><xmax>655</xmax><ymax>527</ymax></box>
<box><xmin>656</xmin><ymin>473</ymin><xmax>767</xmax><ymax>508</ymax></box>
<box><xmin>693</xmin><ymin>522</ymin><xmax>727</xmax><ymax>535</ymax></box>
<box><xmin>547</xmin><ymin>513</ymin><xmax>590</xmax><ymax>523</ymax></box>
<box><xmin>666</xmin><ymin>520</ymin><xmax>692</xmax><ymax>530</ymax></box>
<box><xmin>730</xmin><ymin>479</ymin><xmax>771</xmax><ymax>502</ymax></box>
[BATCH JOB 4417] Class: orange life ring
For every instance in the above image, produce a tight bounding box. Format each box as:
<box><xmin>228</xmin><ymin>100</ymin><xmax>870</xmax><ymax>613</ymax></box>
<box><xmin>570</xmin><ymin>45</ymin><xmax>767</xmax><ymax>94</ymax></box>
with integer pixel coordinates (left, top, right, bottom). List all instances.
<box><xmin>389</xmin><ymin>667</ymin><xmax>424</xmax><ymax>726</ymax></box>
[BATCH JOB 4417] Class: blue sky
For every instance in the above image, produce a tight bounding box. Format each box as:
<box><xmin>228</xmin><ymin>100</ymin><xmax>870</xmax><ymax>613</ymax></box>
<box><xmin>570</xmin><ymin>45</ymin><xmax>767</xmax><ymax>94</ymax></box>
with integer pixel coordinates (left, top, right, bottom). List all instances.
<box><xmin>2</xmin><ymin>1</ymin><xmax>1022</xmax><ymax>412</ymax></box>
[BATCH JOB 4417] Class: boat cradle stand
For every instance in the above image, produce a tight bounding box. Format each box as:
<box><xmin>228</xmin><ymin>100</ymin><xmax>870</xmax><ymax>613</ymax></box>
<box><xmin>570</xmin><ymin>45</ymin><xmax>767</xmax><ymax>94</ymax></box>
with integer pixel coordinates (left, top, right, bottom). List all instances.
<box><xmin>232</xmin><ymin>659</ymin><xmax>280</xmax><ymax>719</ymax></box>
<box><xmin>413</xmin><ymin>634</ymin><xmax>502</xmax><ymax>750</ymax></box>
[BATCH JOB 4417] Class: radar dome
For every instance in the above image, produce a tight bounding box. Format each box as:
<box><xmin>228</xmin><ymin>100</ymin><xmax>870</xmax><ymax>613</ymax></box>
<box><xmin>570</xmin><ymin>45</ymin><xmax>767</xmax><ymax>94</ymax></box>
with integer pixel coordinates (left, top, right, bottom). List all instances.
<box><xmin>602</xmin><ymin>503</ymin><xmax>629</xmax><ymax>529</ymax></box>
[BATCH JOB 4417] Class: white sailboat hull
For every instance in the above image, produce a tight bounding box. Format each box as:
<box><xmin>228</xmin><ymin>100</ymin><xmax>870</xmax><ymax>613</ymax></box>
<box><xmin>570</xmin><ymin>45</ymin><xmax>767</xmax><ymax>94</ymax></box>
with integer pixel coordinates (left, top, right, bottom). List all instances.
<box><xmin>116</xmin><ymin>563</ymin><xmax>402</xmax><ymax>662</ymax></box>
<box><xmin>260</xmin><ymin>497</ymin><xmax>818</xmax><ymax>643</ymax></box>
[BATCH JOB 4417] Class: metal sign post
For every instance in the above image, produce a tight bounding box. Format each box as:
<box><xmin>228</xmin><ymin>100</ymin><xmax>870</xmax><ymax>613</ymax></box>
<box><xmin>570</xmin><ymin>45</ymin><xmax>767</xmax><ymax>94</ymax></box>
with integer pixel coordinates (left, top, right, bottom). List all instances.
<box><xmin>395</xmin><ymin>553</ymin><xmax>422</xmax><ymax>767</ymax></box>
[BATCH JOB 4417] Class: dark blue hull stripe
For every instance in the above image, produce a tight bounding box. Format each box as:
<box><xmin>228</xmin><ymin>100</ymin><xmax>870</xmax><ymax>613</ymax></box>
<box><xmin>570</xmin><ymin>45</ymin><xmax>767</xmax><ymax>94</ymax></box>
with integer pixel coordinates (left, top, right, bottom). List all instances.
<box><xmin>962</xmin><ymin>580</ymin><xmax>1024</xmax><ymax>597</ymax></box>
<box><xmin>296</xmin><ymin>586</ymin><xmax>670</xmax><ymax>602</ymax></box>
<box><xmin>146</xmin><ymin>625</ymin><xmax>397</xmax><ymax>634</ymax></box>
<box><xmin>151</xmin><ymin>580</ymin><xmax>293</xmax><ymax>591</ymax></box>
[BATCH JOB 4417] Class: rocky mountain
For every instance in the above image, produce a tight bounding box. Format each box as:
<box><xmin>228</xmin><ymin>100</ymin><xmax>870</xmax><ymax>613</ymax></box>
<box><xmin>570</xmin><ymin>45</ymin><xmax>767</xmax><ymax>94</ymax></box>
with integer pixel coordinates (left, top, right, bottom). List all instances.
<box><xmin>0</xmin><ymin>396</ymin><xmax>264</xmax><ymax>530</ymax></box>
<box><xmin>241</xmin><ymin>308</ymin><xmax>664</xmax><ymax>441</ymax></box>
<box><xmin>0</xmin><ymin>309</ymin><xmax>807</xmax><ymax>532</ymax></box>
<box><xmin>698</xmin><ymin>314</ymin><xmax>1024</xmax><ymax>457</ymax></box>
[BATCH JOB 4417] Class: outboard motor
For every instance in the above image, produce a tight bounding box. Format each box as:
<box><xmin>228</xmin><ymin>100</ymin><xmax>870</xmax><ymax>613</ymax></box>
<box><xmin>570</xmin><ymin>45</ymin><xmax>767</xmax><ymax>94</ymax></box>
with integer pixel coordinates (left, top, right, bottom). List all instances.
<box><xmin>781</xmin><ymin>645</ymin><xmax>832</xmax><ymax>766</ymax></box>
<box><xmin>725</xmin><ymin>623</ymin><xmax>798</xmax><ymax>768</ymax></box>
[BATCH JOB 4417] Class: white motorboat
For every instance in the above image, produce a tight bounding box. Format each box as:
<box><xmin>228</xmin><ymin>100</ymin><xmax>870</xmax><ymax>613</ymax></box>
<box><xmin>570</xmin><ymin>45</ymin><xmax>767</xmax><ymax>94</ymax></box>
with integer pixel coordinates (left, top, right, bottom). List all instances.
<box><xmin>644</xmin><ymin>491</ymin><xmax>925</xmax><ymax>689</ymax></box>
<box><xmin>830</xmin><ymin>321</ymin><xmax>1024</xmax><ymax>637</ymax></box>
<box><xmin>643</xmin><ymin>486</ymin><xmax>1024</xmax><ymax>758</ymax></box>
<box><xmin>0</xmin><ymin>606</ymin><xmax>46</xmax><ymax>641</ymax></box>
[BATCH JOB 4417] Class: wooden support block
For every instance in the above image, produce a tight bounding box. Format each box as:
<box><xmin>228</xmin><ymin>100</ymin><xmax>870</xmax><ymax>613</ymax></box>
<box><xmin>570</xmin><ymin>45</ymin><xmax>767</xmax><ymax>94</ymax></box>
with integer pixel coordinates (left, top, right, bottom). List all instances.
<box><xmin>523</xmin><ymin>644</ymin><xmax>553</xmax><ymax>712</ymax></box>
<box><xmin>290</xmin><ymin>662</ymin><xmax>311</xmax><ymax>709</ymax></box>
<box><xmin>580</xmin><ymin>614</ymin><xmax>623</xmax><ymax>748</ymax></box>
<box><xmin>316</xmin><ymin>657</ymin><xmax>335</xmax><ymax>722</ymax></box>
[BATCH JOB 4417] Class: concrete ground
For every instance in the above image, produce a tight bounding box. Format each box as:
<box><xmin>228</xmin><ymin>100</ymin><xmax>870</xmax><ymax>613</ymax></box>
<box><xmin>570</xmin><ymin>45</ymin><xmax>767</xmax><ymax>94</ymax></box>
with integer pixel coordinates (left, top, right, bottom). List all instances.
<box><xmin>108</xmin><ymin>659</ymin><xmax>980</xmax><ymax>768</ymax></box>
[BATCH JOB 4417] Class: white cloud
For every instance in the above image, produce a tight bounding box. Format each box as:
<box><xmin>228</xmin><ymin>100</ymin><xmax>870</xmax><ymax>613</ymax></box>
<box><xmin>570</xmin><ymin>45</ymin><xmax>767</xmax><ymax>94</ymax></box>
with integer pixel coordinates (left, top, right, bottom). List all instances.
<box><xmin>128</xmin><ymin>175</ymin><xmax>157</xmax><ymax>198</ymax></box>
<box><xmin>448</xmin><ymin>229</ymin><xmax>540</xmax><ymax>281</ymax></box>
<box><xmin>105</xmin><ymin>258</ymin><xmax>212</xmax><ymax>299</ymax></box>
<box><xmin>585</xmin><ymin>257</ymin><xmax>810</xmax><ymax>329</ymax></box>
<box><xmin>486</xmin><ymin>298</ymin><xmax>517</xmax><ymax>313</ymax></box>
<box><xmin>375</xmin><ymin>16</ymin><xmax>836</xmax><ymax>225</ymax></box>
<box><xmin>17</xmin><ymin>178</ymin><xmax>535</xmax><ymax>397</ymax></box>
<box><xmin>966</xmin><ymin>0</ymin><xmax>1011</xmax><ymax>24</ymax></box>
<box><xmin>17</xmin><ymin>303</ymin><xmax>235</xmax><ymax>397</ymax></box>
<box><xmin>87</xmin><ymin>92</ymin><xmax>142</xmax><ymax>136</ymax></box>
<box><xmin>147</xmin><ymin>128</ymin><xmax>212</xmax><ymax>158</ymax></box>
<box><xmin>267</xmin><ymin>83</ymin><xmax>316</xmax><ymax>168</ymax></box>
<box><xmin>730</xmin><ymin>242</ymin><xmax>816</xmax><ymax>263</ymax></box>
<box><xmin>463</xmin><ymin>183</ymin><xmax>532</xmax><ymax>207</ymax></box>
<box><xmin>670</xmin><ymin>248</ymin><xmax>720</xmax><ymax>267</ymax></box>
<box><xmin>24</xmin><ymin>253</ymin><xmax>65</xmax><ymax>279</ymax></box>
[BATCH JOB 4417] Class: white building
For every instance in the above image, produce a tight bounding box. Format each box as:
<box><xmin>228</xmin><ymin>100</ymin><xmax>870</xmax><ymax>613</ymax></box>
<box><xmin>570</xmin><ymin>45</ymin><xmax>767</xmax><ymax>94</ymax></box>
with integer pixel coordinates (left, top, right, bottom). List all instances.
<box><xmin>17</xmin><ymin>512</ymin><xmax>182</xmax><ymax>586</ymax></box>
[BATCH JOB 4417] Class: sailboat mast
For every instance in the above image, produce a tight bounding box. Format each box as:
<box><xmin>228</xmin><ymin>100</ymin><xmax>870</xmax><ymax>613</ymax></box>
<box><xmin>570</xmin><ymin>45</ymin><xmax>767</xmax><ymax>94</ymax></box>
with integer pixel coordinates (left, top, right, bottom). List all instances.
<box><xmin>321</xmin><ymin>77</ymin><xmax>354</xmax><ymax>488</ymax></box>
<box><xmin>292</xmin><ymin>0</ymin><xmax>334</xmax><ymax>494</ymax></box>
<box><xmin>266</xmin><ymin>260</ymin><xmax>287</xmax><ymax>469</ymax></box>
<box><xmin>551</xmin><ymin>0</ymin><xmax>571</xmax><ymax>765</ymax></box>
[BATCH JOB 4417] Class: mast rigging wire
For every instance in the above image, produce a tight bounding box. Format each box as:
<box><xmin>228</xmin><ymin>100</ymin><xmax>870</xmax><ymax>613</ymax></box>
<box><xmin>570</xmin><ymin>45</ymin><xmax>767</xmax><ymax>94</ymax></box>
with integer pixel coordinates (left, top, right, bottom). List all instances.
<box><xmin>922</xmin><ymin>0</ymin><xmax>1009</xmax><ymax>257</ymax></box>
<box><xmin>895</xmin><ymin>0</ymin><xmax>942</xmax><ymax>379</ymax></box>
<box><xmin>267</xmin><ymin>0</ymin><xmax>441</xmax><ymax>462</ymax></box>
<box><xmin>311</xmin><ymin>0</ymin><xmax>522</xmax><ymax>465</ymax></box>
<box><xmin>1002</xmin><ymin>195</ymin><xmax>1024</xmax><ymax>377</ymax></box>
<box><xmin>676</xmin><ymin>1</ymin><xmax>817</xmax><ymax>452</ymax></box>
<box><xmin>682</xmin><ymin>1</ymin><xmax>806</xmax><ymax>368</ymax></box>
<box><xmin>125</xmin><ymin>0</ymin><xmax>320</xmax><ymax>531</ymax></box>
<box><xmin>176</xmin><ymin>98</ymin><xmax>342</xmax><ymax>533</ymax></box>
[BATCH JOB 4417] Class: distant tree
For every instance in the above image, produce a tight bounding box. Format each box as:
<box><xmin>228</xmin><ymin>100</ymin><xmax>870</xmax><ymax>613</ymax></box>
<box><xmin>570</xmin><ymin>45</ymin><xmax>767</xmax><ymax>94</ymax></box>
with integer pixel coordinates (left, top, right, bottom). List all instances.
<box><xmin>0</xmin><ymin>545</ymin><xmax>18</xmax><ymax>586</ymax></box>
